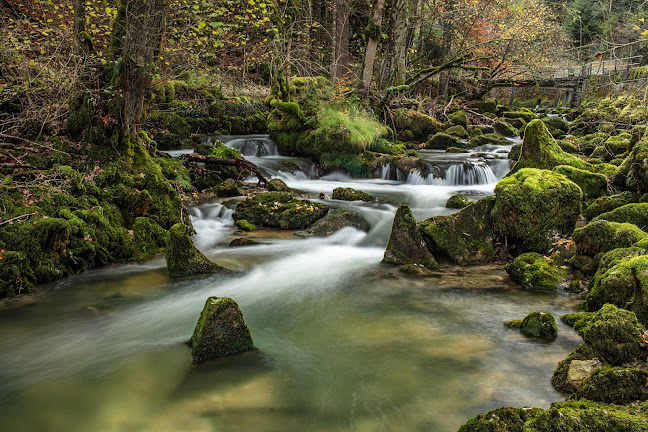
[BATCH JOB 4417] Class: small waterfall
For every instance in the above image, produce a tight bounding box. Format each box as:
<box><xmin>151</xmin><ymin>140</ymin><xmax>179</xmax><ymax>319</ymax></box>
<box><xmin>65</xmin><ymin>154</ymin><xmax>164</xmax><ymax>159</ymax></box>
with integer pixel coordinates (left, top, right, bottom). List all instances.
<box><xmin>218</xmin><ymin>135</ymin><xmax>279</xmax><ymax>157</ymax></box>
<box><xmin>188</xmin><ymin>203</ymin><xmax>235</xmax><ymax>250</ymax></box>
<box><xmin>381</xmin><ymin>163</ymin><xmax>391</xmax><ymax>180</ymax></box>
<box><xmin>405</xmin><ymin>161</ymin><xmax>498</xmax><ymax>186</ymax></box>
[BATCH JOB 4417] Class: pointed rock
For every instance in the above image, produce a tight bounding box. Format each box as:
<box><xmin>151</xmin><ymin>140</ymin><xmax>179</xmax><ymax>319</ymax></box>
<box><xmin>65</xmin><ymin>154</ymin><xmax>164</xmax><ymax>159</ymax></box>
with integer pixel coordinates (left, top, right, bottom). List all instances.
<box><xmin>165</xmin><ymin>223</ymin><xmax>225</xmax><ymax>278</ymax></box>
<box><xmin>383</xmin><ymin>204</ymin><xmax>438</xmax><ymax>269</ymax></box>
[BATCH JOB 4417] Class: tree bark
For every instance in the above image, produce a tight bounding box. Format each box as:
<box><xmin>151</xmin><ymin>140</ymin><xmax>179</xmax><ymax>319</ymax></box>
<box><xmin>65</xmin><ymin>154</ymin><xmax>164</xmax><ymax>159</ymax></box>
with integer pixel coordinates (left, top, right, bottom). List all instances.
<box><xmin>332</xmin><ymin>0</ymin><xmax>351</xmax><ymax>79</ymax></box>
<box><xmin>72</xmin><ymin>0</ymin><xmax>91</xmax><ymax>55</ymax></box>
<box><xmin>391</xmin><ymin>0</ymin><xmax>416</xmax><ymax>85</ymax></box>
<box><xmin>361</xmin><ymin>0</ymin><xmax>386</xmax><ymax>90</ymax></box>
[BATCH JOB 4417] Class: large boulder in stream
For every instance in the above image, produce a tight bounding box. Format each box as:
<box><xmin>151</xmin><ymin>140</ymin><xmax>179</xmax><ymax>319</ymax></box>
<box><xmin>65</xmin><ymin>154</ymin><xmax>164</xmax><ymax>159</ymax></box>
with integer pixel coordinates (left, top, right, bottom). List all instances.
<box><xmin>232</xmin><ymin>191</ymin><xmax>328</xmax><ymax>229</ymax></box>
<box><xmin>505</xmin><ymin>312</ymin><xmax>558</xmax><ymax>338</ymax></box>
<box><xmin>190</xmin><ymin>296</ymin><xmax>255</xmax><ymax>363</ymax></box>
<box><xmin>165</xmin><ymin>223</ymin><xmax>226</xmax><ymax>278</ymax></box>
<box><xmin>509</xmin><ymin>119</ymin><xmax>593</xmax><ymax>175</ymax></box>
<box><xmin>492</xmin><ymin>168</ymin><xmax>582</xmax><ymax>252</ymax></box>
<box><xmin>420</xmin><ymin>197</ymin><xmax>498</xmax><ymax>265</ymax></box>
<box><xmin>383</xmin><ymin>204</ymin><xmax>438</xmax><ymax>269</ymax></box>
<box><xmin>332</xmin><ymin>187</ymin><xmax>374</xmax><ymax>201</ymax></box>
<box><xmin>299</xmin><ymin>209</ymin><xmax>369</xmax><ymax>237</ymax></box>
<box><xmin>506</xmin><ymin>252</ymin><xmax>567</xmax><ymax>292</ymax></box>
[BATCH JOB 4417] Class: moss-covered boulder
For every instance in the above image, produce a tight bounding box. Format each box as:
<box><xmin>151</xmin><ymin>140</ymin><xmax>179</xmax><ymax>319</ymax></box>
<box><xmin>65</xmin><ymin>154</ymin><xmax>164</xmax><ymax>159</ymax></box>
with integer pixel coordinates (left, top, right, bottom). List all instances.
<box><xmin>331</xmin><ymin>187</ymin><xmax>374</xmax><ymax>201</ymax></box>
<box><xmin>445</xmin><ymin>194</ymin><xmax>470</xmax><ymax>209</ymax></box>
<box><xmin>587</xmin><ymin>255</ymin><xmax>648</xmax><ymax>325</ymax></box>
<box><xmin>232</xmin><ymin>191</ymin><xmax>328</xmax><ymax>230</ymax></box>
<box><xmin>445</xmin><ymin>124</ymin><xmax>469</xmax><ymax>139</ymax></box>
<box><xmin>592</xmin><ymin>203</ymin><xmax>648</xmax><ymax>231</ymax></box>
<box><xmin>446</xmin><ymin>146</ymin><xmax>470</xmax><ymax>153</ymax></box>
<box><xmin>229</xmin><ymin>237</ymin><xmax>260</xmax><ymax>247</ymax></box>
<box><xmin>448</xmin><ymin>110</ymin><xmax>468</xmax><ymax>128</ymax></box>
<box><xmin>383</xmin><ymin>204</ymin><xmax>438</xmax><ymax>269</ymax></box>
<box><xmin>574</xmin><ymin>367</ymin><xmax>648</xmax><ymax>404</ymax></box>
<box><xmin>392</xmin><ymin>108</ymin><xmax>442</xmax><ymax>142</ymax></box>
<box><xmin>585</xmin><ymin>191</ymin><xmax>639</xmax><ymax>220</ymax></box>
<box><xmin>165</xmin><ymin>223</ymin><xmax>225</xmax><ymax>278</ymax></box>
<box><xmin>299</xmin><ymin>209</ymin><xmax>369</xmax><ymax>237</ymax></box>
<box><xmin>542</xmin><ymin>116</ymin><xmax>569</xmax><ymax>134</ymax></box>
<box><xmin>567</xmin><ymin>359</ymin><xmax>603</xmax><ymax>390</ymax></box>
<box><xmin>267</xmin><ymin>178</ymin><xmax>291</xmax><ymax>192</ymax></box>
<box><xmin>420</xmin><ymin>197</ymin><xmax>497</xmax><ymax>265</ymax></box>
<box><xmin>561</xmin><ymin>312</ymin><xmax>593</xmax><ymax>328</ymax></box>
<box><xmin>458</xmin><ymin>406</ymin><xmax>543</xmax><ymax>432</ymax></box>
<box><xmin>525</xmin><ymin>399</ymin><xmax>648</xmax><ymax>431</ymax></box>
<box><xmin>572</xmin><ymin>220</ymin><xmax>647</xmax><ymax>255</ymax></box>
<box><xmin>471</xmin><ymin>133</ymin><xmax>511</xmax><ymax>147</ymax></box>
<box><xmin>509</xmin><ymin>120</ymin><xmax>592</xmax><ymax>175</ymax></box>
<box><xmin>503</xmin><ymin>109</ymin><xmax>538</xmax><ymax>123</ymax></box>
<box><xmin>506</xmin><ymin>252</ymin><xmax>567</xmax><ymax>291</ymax></box>
<box><xmin>424</xmin><ymin>132</ymin><xmax>463</xmax><ymax>150</ymax></box>
<box><xmin>551</xmin><ymin>343</ymin><xmax>601</xmax><ymax>393</ymax></box>
<box><xmin>190</xmin><ymin>296</ymin><xmax>255</xmax><ymax>363</ymax></box>
<box><xmin>494</xmin><ymin>120</ymin><xmax>519</xmax><ymax>138</ymax></box>
<box><xmin>132</xmin><ymin>217</ymin><xmax>167</xmax><ymax>261</ymax></box>
<box><xmin>492</xmin><ymin>168</ymin><xmax>582</xmax><ymax>252</ymax></box>
<box><xmin>516</xmin><ymin>312</ymin><xmax>558</xmax><ymax>338</ymax></box>
<box><xmin>553</xmin><ymin>165</ymin><xmax>608</xmax><ymax>200</ymax></box>
<box><xmin>614</xmin><ymin>133</ymin><xmax>648</xmax><ymax>194</ymax></box>
<box><xmin>576</xmin><ymin>304</ymin><xmax>644</xmax><ymax>365</ymax></box>
<box><xmin>235</xmin><ymin>219</ymin><xmax>256</xmax><ymax>231</ymax></box>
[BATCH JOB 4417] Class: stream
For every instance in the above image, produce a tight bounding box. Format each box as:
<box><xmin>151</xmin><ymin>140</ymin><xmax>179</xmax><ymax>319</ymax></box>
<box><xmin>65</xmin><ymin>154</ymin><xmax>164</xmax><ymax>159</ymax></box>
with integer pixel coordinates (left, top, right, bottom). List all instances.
<box><xmin>0</xmin><ymin>135</ymin><xmax>582</xmax><ymax>432</ymax></box>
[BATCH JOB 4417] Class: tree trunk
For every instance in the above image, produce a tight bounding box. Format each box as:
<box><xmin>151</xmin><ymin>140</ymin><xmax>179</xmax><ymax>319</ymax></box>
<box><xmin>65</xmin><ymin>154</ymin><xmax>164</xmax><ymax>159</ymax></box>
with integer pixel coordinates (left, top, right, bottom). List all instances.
<box><xmin>361</xmin><ymin>0</ymin><xmax>386</xmax><ymax>90</ymax></box>
<box><xmin>391</xmin><ymin>0</ymin><xmax>416</xmax><ymax>85</ymax></box>
<box><xmin>332</xmin><ymin>0</ymin><xmax>351</xmax><ymax>79</ymax></box>
<box><xmin>438</xmin><ymin>0</ymin><xmax>455</xmax><ymax>97</ymax></box>
<box><xmin>112</xmin><ymin>0</ymin><xmax>170</xmax><ymax>147</ymax></box>
<box><xmin>72</xmin><ymin>0</ymin><xmax>91</xmax><ymax>55</ymax></box>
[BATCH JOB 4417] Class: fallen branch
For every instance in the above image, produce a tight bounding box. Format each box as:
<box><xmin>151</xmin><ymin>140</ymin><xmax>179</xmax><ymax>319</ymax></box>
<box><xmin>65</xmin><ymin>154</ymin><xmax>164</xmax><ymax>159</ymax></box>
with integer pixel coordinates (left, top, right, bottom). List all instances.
<box><xmin>0</xmin><ymin>212</ymin><xmax>37</xmax><ymax>226</ymax></box>
<box><xmin>181</xmin><ymin>154</ymin><xmax>268</xmax><ymax>186</ymax></box>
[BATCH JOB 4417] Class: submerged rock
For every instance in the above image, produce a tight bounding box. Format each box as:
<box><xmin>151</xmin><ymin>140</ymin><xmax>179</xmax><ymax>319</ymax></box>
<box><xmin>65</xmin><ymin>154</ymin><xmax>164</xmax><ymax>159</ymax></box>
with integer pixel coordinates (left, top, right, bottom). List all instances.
<box><xmin>233</xmin><ymin>191</ymin><xmax>328</xmax><ymax>229</ymax></box>
<box><xmin>165</xmin><ymin>223</ymin><xmax>225</xmax><ymax>278</ymax></box>
<box><xmin>383</xmin><ymin>204</ymin><xmax>438</xmax><ymax>269</ymax></box>
<box><xmin>506</xmin><ymin>252</ymin><xmax>566</xmax><ymax>291</ymax></box>
<box><xmin>492</xmin><ymin>168</ymin><xmax>582</xmax><ymax>252</ymax></box>
<box><xmin>331</xmin><ymin>187</ymin><xmax>374</xmax><ymax>201</ymax></box>
<box><xmin>229</xmin><ymin>237</ymin><xmax>260</xmax><ymax>247</ymax></box>
<box><xmin>420</xmin><ymin>197</ymin><xmax>497</xmax><ymax>265</ymax></box>
<box><xmin>190</xmin><ymin>296</ymin><xmax>255</xmax><ymax>363</ymax></box>
<box><xmin>299</xmin><ymin>208</ymin><xmax>369</xmax><ymax>237</ymax></box>
<box><xmin>567</xmin><ymin>359</ymin><xmax>602</xmax><ymax>389</ymax></box>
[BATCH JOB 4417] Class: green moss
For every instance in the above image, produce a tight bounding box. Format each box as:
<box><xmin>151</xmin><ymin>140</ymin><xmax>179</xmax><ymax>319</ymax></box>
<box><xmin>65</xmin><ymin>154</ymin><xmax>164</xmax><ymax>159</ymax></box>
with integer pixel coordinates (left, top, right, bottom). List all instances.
<box><xmin>209</xmin><ymin>141</ymin><xmax>242</xmax><ymax>159</ymax></box>
<box><xmin>494</xmin><ymin>120</ymin><xmax>519</xmax><ymax>138</ymax></box>
<box><xmin>446</xmin><ymin>146</ymin><xmax>470</xmax><ymax>153</ymax></box>
<box><xmin>574</xmin><ymin>367</ymin><xmax>648</xmax><ymax>404</ymax></box>
<box><xmin>0</xmin><ymin>251</ymin><xmax>36</xmax><ymax>297</ymax></box>
<box><xmin>420</xmin><ymin>197</ymin><xmax>497</xmax><ymax>265</ymax></box>
<box><xmin>509</xmin><ymin>120</ymin><xmax>593</xmax><ymax>175</ymax></box>
<box><xmin>561</xmin><ymin>312</ymin><xmax>593</xmax><ymax>328</ymax></box>
<box><xmin>585</xmin><ymin>191</ymin><xmax>639</xmax><ymax>220</ymax></box>
<box><xmin>445</xmin><ymin>124</ymin><xmax>469</xmax><ymax>139</ymax></box>
<box><xmin>542</xmin><ymin>116</ymin><xmax>569</xmax><ymax>133</ymax></box>
<box><xmin>572</xmin><ymin>220</ymin><xmax>647</xmax><ymax>255</ymax></box>
<box><xmin>506</xmin><ymin>252</ymin><xmax>567</xmax><ymax>291</ymax></box>
<box><xmin>190</xmin><ymin>296</ymin><xmax>255</xmax><ymax>363</ymax></box>
<box><xmin>331</xmin><ymin>187</ymin><xmax>373</xmax><ymax>201</ymax></box>
<box><xmin>448</xmin><ymin>110</ymin><xmax>468</xmax><ymax>128</ymax></box>
<box><xmin>615</xmin><ymin>130</ymin><xmax>648</xmax><ymax>194</ymax></box>
<box><xmin>577</xmin><ymin>132</ymin><xmax>610</xmax><ymax>156</ymax></box>
<box><xmin>551</xmin><ymin>343</ymin><xmax>601</xmax><ymax>393</ymax></box>
<box><xmin>510</xmin><ymin>311</ymin><xmax>558</xmax><ymax>338</ymax></box>
<box><xmin>576</xmin><ymin>304</ymin><xmax>643</xmax><ymax>365</ymax></box>
<box><xmin>592</xmin><ymin>203</ymin><xmax>648</xmax><ymax>231</ymax></box>
<box><xmin>445</xmin><ymin>194</ymin><xmax>470</xmax><ymax>209</ymax></box>
<box><xmin>552</xmin><ymin>165</ymin><xmax>608</xmax><ymax>200</ymax></box>
<box><xmin>132</xmin><ymin>217</ymin><xmax>167</xmax><ymax>261</ymax></box>
<box><xmin>267</xmin><ymin>178</ymin><xmax>291</xmax><ymax>192</ymax></box>
<box><xmin>424</xmin><ymin>132</ymin><xmax>463</xmax><ymax>150</ymax></box>
<box><xmin>301</xmin><ymin>209</ymin><xmax>369</xmax><ymax>237</ymax></box>
<box><xmin>492</xmin><ymin>168</ymin><xmax>582</xmax><ymax>252</ymax></box>
<box><xmin>556</xmin><ymin>139</ymin><xmax>579</xmax><ymax>154</ymax></box>
<box><xmin>503</xmin><ymin>109</ymin><xmax>538</xmax><ymax>123</ymax></box>
<box><xmin>383</xmin><ymin>204</ymin><xmax>438</xmax><ymax>270</ymax></box>
<box><xmin>165</xmin><ymin>223</ymin><xmax>224</xmax><ymax>278</ymax></box>
<box><xmin>235</xmin><ymin>219</ymin><xmax>256</xmax><ymax>231</ymax></box>
<box><xmin>232</xmin><ymin>191</ymin><xmax>328</xmax><ymax>230</ymax></box>
<box><xmin>458</xmin><ymin>406</ymin><xmax>543</xmax><ymax>432</ymax></box>
<box><xmin>392</xmin><ymin>108</ymin><xmax>442</xmax><ymax>142</ymax></box>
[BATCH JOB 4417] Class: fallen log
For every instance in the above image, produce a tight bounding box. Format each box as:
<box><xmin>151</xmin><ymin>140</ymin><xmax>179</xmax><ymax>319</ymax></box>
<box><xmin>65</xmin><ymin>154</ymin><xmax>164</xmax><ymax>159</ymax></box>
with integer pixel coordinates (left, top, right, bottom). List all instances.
<box><xmin>181</xmin><ymin>154</ymin><xmax>268</xmax><ymax>186</ymax></box>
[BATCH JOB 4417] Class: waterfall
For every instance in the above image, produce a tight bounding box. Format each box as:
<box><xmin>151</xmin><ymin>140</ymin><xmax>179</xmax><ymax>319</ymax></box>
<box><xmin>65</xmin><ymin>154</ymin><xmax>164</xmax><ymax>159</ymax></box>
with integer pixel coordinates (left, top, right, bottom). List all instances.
<box><xmin>405</xmin><ymin>161</ymin><xmax>498</xmax><ymax>186</ymax></box>
<box><xmin>218</xmin><ymin>135</ymin><xmax>279</xmax><ymax>157</ymax></box>
<box><xmin>189</xmin><ymin>203</ymin><xmax>235</xmax><ymax>250</ymax></box>
<box><xmin>381</xmin><ymin>163</ymin><xmax>391</xmax><ymax>180</ymax></box>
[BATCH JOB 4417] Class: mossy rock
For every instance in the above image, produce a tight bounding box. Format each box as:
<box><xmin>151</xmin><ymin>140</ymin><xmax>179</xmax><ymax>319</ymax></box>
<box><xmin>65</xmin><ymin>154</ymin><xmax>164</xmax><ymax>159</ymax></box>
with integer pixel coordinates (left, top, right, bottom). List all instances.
<box><xmin>576</xmin><ymin>304</ymin><xmax>644</xmax><ymax>366</ymax></box>
<box><xmin>561</xmin><ymin>312</ymin><xmax>593</xmax><ymax>328</ymax></box>
<box><xmin>553</xmin><ymin>165</ymin><xmax>608</xmax><ymax>200</ymax></box>
<box><xmin>299</xmin><ymin>209</ymin><xmax>369</xmax><ymax>237</ymax></box>
<box><xmin>551</xmin><ymin>343</ymin><xmax>601</xmax><ymax>393</ymax></box>
<box><xmin>448</xmin><ymin>110</ymin><xmax>468</xmax><ymax>128</ymax></box>
<box><xmin>332</xmin><ymin>187</ymin><xmax>374</xmax><ymax>201</ymax></box>
<box><xmin>132</xmin><ymin>217</ymin><xmax>167</xmax><ymax>261</ymax></box>
<box><xmin>595</xmin><ymin>247</ymin><xmax>647</xmax><ymax>276</ymax></box>
<box><xmin>572</xmin><ymin>220</ymin><xmax>647</xmax><ymax>256</ymax></box>
<box><xmin>614</xmin><ymin>133</ymin><xmax>648</xmax><ymax>194</ymax></box>
<box><xmin>525</xmin><ymin>399</ymin><xmax>648</xmax><ymax>431</ymax></box>
<box><xmin>267</xmin><ymin>178</ymin><xmax>291</xmax><ymax>192</ymax></box>
<box><xmin>506</xmin><ymin>252</ymin><xmax>567</xmax><ymax>291</ymax></box>
<box><xmin>420</xmin><ymin>197</ymin><xmax>497</xmax><ymax>265</ymax></box>
<box><xmin>471</xmin><ymin>133</ymin><xmax>511</xmax><ymax>147</ymax></box>
<box><xmin>392</xmin><ymin>108</ymin><xmax>442</xmax><ymax>142</ymax></box>
<box><xmin>213</xmin><ymin>179</ymin><xmax>243</xmax><ymax>197</ymax></box>
<box><xmin>445</xmin><ymin>194</ymin><xmax>470</xmax><ymax>209</ymax></box>
<box><xmin>229</xmin><ymin>238</ymin><xmax>260</xmax><ymax>247</ymax></box>
<box><xmin>446</xmin><ymin>146</ymin><xmax>470</xmax><ymax>153</ymax></box>
<box><xmin>232</xmin><ymin>191</ymin><xmax>328</xmax><ymax>230</ymax></box>
<box><xmin>542</xmin><ymin>116</ymin><xmax>569</xmax><ymax>133</ymax></box>
<box><xmin>383</xmin><ymin>204</ymin><xmax>438</xmax><ymax>269</ymax></box>
<box><xmin>466</xmin><ymin>99</ymin><xmax>498</xmax><ymax>114</ymax></box>
<box><xmin>503</xmin><ymin>109</ymin><xmax>538</xmax><ymax>123</ymax></box>
<box><xmin>235</xmin><ymin>219</ymin><xmax>256</xmax><ymax>232</ymax></box>
<box><xmin>458</xmin><ymin>406</ymin><xmax>543</xmax><ymax>432</ymax></box>
<box><xmin>508</xmin><ymin>143</ymin><xmax>522</xmax><ymax>161</ymax></box>
<box><xmin>492</xmin><ymin>168</ymin><xmax>582</xmax><ymax>252</ymax></box>
<box><xmin>587</xmin><ymin>255</ymin><xmax>648</xmax><ymax>325</ymax></box>
<box><xmin>424</xmin><ymin>132</ymin><xmax>463</xmax><ymax>150</ymax></box>
<box><xmin>517</xmin><ymin>312</ymin><xmax>558</xmax><ymax>338</ymax></box>
<box><xmin>509</xmin><ymin>120</ymin><xmax>593</xmax><ymax>175</ymax></box>
<box><xmin>494</xmin><ymin>120</ymin><xmax>519</xmax><ymax>138</ymax></box>
<box><xmin>577</xmin><ymin>132</ymin><xmax>611</xmax><ymax>156</ymax></box>
<box><xmin>574</xmin><ymin>367</ymin><xmax>648</xmax><ymax>404</ymax></box>
<box><xmin>592</xmin><ymin>203</ymin><xmax>648</xmax><ymax>231</ymax></box>
<box><xmin>165</xmin><ymin>223</ymin><xmax>225</xmax><ymax>278</ymax></box>
<box><xmin>190</xmin><ymin>296</ymin><xmax>255</xmax><ymax>363</ymax></box>
<box><xmin>445</xmin><ymin>124</ymin><xmax>469</xmax><ymax>139</ymax></box>
<box><xmin>585</xmin><ymin>191</ymin><xmax>639</xmax><ymax>220</ymax></box>
<box><xmin>557</xmin><ymin>139</ymin><xmax>578</xmax><ymax>154</ymax></box>
<box><xmin>570</xmin><ymin>254</ymin><xmax>596</xmax><ymax>275</ymax></box>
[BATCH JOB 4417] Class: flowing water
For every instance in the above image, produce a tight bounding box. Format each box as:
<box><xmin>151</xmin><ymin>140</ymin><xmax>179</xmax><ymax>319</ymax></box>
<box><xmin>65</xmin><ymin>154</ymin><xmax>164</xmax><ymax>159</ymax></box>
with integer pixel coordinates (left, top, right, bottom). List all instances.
<box><xmin>0</xmin><ymin>137</ymin><xmax>583</xmax><ymax>432</ymax></box>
